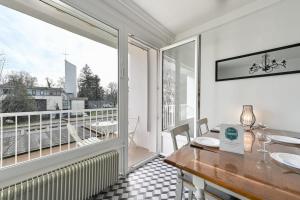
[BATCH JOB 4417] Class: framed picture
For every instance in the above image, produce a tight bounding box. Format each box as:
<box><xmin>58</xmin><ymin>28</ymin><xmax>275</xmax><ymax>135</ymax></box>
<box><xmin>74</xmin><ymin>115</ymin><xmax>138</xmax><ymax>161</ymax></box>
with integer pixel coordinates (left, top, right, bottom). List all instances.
<box><xmin>216</xmin><ymin>43</ymin><xmax>300</xmax><ymax>81</ymax></box>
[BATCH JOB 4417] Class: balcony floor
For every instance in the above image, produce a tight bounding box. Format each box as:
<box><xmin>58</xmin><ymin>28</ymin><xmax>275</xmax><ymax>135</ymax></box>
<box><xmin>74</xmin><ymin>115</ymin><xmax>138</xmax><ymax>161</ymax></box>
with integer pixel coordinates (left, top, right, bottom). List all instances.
<box><xmin>2</xmin><ymin>142</ymin><xmax>76</xmax><ymax>167</ymax></box>
<box><xmin>2</xmin><ymin>133</ymin><xmax>117</xmax><ymax>167</ymax></box>
<box><xmin>128</xmin><ymin>145</ymin><xmax>155</xmax><ymax>168</ymax></box>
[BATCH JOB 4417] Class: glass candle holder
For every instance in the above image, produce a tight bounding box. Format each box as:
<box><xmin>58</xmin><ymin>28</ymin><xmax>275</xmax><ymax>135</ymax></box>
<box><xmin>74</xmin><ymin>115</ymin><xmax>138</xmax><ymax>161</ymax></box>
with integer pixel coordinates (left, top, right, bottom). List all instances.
<box><xmin>240</xmin><ymin>105</ymin><xmax>256</xmax><ymax>129</ymax></box>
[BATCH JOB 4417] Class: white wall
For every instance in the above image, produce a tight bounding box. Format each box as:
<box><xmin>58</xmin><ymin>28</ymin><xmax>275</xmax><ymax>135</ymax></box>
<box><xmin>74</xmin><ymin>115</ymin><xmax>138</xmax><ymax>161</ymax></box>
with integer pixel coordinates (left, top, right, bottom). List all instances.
<box><xmin>35</xmin><ymin>96</ymin><xmax>62</xmax><ymax>111</ymax></box>
<box><xmin>199</xmin><ymin>0</ymin><xmax>300</xmax><ymax>132</ymax></box>
<box><xmin>128</xmin><ymin>44</ymin><xmax>150</xmax><ymax>151</ymax></box>
<box><xmin>71</xmin><ymin>100</ymin><xmax>85</xmax><ymax>110</ymax></box>
<box><xmin>128</xmin><ymin>44</ymin><xmax>158</xmax><ymax>153</ymax></box>
<box><xmin>147</xmin><ymin>48</ymin><xmax>158</xmax><ymax>152</ymax></box>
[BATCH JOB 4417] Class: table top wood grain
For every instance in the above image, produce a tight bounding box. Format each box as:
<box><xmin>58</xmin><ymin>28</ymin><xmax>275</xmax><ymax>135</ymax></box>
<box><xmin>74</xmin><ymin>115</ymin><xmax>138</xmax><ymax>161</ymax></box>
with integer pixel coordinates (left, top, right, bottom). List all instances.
<box><xmin>164</xmin><ymin>129</ymin><xmax>300</xmax><ymax>200</ymax></box>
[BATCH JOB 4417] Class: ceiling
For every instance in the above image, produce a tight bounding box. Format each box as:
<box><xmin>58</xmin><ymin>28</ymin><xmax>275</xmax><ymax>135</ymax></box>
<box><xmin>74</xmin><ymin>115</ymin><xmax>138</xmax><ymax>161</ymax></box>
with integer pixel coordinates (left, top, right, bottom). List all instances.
<box><xmin>131</xmin><ymin>0</ymin><xmax>254</xmax><ymax>35</ymax></box>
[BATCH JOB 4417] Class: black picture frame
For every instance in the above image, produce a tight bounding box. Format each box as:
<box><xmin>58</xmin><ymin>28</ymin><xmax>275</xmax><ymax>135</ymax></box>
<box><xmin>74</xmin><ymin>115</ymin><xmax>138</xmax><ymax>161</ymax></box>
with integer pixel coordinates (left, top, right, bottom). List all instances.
<box><xmin>215</xmin><ymin>43</ymin><xmax>300</xmax><ymax>81</ymax></box>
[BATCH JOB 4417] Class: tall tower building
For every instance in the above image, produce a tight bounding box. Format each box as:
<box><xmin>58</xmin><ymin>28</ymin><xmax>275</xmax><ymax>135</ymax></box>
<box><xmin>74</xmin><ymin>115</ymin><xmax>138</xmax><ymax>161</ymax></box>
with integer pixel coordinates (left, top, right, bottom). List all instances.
<box><xmin>65</xmin><ymin>60</ymin><xmax>77</xmax><ymax>97</ymax></box>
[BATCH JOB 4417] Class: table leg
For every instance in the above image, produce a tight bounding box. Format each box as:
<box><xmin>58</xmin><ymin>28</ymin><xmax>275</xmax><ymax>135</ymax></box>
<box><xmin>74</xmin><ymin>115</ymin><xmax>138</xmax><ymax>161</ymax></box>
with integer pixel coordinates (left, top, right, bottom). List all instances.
<box><xmin>193</xmin><ymin>176</ymin><xmax>205</xmax><ymax>200</ymax></box>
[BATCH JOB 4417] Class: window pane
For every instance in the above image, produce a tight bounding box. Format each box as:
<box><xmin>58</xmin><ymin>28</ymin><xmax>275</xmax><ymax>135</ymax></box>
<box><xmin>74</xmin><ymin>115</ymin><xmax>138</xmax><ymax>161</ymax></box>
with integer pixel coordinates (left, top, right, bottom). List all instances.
<box><xmin>0</xmin><ymin>3</ymin><xmax>118</xmax><ymax>168</ymax></box>
<box><xmin>162</xmin><ymin>41</ymin><xmax>195</xmax><ymax>133</ymax></box>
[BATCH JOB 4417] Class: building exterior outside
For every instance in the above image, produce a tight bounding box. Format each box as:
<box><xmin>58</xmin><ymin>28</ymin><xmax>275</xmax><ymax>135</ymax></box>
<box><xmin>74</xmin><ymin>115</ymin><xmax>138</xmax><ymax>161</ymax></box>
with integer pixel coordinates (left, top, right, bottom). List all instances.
<box><xmin>0</xmin><ymin>60</ymin><xmax>86</xmax><ymax>112</ymax></box>
<box><xmin>27</xmin><ymin>87</ymin><xmax>64</xmax><ymax>110</ymax></box>
<box><xmin>0</xmin><ymin>85</ymin><xmax>64</xmax><ymax>111</ymax></box>
<box><xmin>70</xmin><ymin>97</ymin><xmax>87</xmax><ymax>110</ymax></box>
<box><xmin>0</xmin><ymin>85</ymin><xmax>87</xmax><ymax>112</ymax></box>
<box><xmin>65</xmin><ymin>60</ymin><xmax>77</xmax><ymax>98</ymax></box>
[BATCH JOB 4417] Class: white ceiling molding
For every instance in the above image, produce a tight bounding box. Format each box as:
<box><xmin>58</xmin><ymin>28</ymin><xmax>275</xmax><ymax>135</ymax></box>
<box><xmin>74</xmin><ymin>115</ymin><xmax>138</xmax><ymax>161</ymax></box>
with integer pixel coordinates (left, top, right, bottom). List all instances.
<box><xmin>59</xmin><ymin>0</ymin><xmax>175</xmax><ymax>48</ymax></box>
<box><xmin>92</xmin><ymin>0</ymin><xmax>175</xmax><ymax>47</ymax></box>
<box><xmin>117</xmin><ymin>0</ymin><xmax>175</xmax><ymax>42</ymax></box>
<box><xmin>102</xmin><ymin>0</ymin><xmax>175</xmax><ymax>47</ymax></box>
<box><xmin>175</xmin><ymin>0</ymin><xmax>283</xmax><ymax>41</ymax></box>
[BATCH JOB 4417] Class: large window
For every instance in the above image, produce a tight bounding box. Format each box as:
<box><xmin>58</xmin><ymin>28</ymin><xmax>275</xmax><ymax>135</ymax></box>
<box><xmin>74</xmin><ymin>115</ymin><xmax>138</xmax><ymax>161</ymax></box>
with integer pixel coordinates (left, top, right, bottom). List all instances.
<box><xmin>0</xmin><ymin>2</ymin><xmax>119</xmax><ymax>168</ymax></box>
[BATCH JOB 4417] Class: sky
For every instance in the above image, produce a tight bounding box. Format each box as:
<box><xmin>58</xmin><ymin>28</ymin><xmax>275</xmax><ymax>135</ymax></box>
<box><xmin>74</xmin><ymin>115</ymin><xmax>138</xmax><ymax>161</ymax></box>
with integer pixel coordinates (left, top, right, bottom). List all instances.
<box><xmin>0</xmin><ymin>4</ymin><xmax>118</xmax><ymax>88</ymax></box>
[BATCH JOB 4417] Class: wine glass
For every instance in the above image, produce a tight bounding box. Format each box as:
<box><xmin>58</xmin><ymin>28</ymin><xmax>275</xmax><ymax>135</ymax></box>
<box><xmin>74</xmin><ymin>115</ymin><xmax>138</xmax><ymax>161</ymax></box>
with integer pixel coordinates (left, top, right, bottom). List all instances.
<box><xmin>258</xmin><ymin>122</ymin><xmax>267</xmax><ymax>130</ymax></box>
<box><xmin>256</xmin><ymin>131</ymin><xmax>271</xmax><ymax>153</ymax></box>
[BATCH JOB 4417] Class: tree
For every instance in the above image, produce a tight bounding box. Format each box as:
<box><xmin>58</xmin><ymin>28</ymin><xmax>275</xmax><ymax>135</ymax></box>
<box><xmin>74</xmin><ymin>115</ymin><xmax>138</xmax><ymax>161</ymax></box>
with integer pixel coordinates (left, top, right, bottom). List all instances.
<box><xmin>45</xmin><ymin>77</ymin><xmax>54</xmax><ymax>88</ymax></box>
<box><xmin>4</xmin><ymin>71</ymin><xmax>37</xmax><ymax>87</ymax></box>
<box><xmin>78</xmin><ymin>64</ymin><xmax>104</xmax><ymax>100</ymax></box>
<box><xmin>56</xmin><ymin>76</ymin><xmax>65</xmax><ymax>89</ymax></box>
<box><xmin>163</xmin><ymin>66</ymin><xmax>175</xmax><ymax>105</ymax></box>
<box><xmin>2</xmin><ymin>71</ymin><xmax>37</xmax><ymax>114</ymax></box>
<box><xmin>105</xmin><ymin>82</ymin><xmax>118</xmax><ymax>107</ymax></box>
<box><xmin>0</xmin><ymin>53</ymin><xmax>6</xmax><ymax>84</ymax></box>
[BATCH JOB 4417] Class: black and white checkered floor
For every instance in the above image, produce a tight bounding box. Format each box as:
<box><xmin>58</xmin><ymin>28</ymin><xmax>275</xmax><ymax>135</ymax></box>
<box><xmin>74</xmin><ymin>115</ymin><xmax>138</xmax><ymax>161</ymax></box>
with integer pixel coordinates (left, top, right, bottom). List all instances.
<box><xmin>90</xmin><ymin>156</ymin><xmax>189</xmax><ymax>200</ymax></box>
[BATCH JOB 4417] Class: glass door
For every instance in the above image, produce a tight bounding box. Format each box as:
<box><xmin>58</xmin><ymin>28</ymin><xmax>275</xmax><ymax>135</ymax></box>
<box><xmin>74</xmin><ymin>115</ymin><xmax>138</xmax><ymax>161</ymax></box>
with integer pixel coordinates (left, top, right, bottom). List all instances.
<box><xmin>160</xmin><ymin>37</ymin><xmax>199</xmax><ymax>150</ymax></box>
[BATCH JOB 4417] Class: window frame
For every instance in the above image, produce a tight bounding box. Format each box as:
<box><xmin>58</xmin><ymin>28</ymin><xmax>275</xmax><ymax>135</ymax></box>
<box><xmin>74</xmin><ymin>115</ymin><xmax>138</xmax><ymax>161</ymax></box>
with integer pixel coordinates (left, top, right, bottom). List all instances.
<box><xmin>159</xmin><ymin>36</ymin><xmax>200</xmax><ymax>140</ymax></box>
<box><xmin>0</xmin><ymin>0</ymin><xmax>129</xmax><ymax>188</ymax></box>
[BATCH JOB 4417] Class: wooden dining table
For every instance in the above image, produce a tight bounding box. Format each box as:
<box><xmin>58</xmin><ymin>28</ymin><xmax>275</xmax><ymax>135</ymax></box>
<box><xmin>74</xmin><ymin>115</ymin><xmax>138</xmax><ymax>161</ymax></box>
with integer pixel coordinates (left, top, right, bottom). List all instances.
<box><xmin>164</xmin><ymin>129</ymin><xmax>300</xmax><ymax>200</ymax></box>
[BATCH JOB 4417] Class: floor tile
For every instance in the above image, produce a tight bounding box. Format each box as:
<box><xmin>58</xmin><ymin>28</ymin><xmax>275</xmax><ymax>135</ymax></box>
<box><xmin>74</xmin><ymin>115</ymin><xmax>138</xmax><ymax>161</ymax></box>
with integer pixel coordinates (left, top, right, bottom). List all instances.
<box><xmin>89</xmin><ymin>156</ymin><xmax>189</xmax><ymax>199</ymax></box>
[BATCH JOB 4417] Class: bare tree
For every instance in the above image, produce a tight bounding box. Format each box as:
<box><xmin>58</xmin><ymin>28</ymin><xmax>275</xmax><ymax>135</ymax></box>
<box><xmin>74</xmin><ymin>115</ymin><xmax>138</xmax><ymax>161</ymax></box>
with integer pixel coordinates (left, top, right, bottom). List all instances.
<box><xmin>2</xmin><ymin>71</ymin><xmax>37</xmax><ymax>114</ymax></box>
<box><xmin>105</xmin><ymin>82</ymin><xmax>118</xmax><ymax>107</ymax></box>
<box><xmin>163</xmin><ymin>66</ymin><xmax>175</xmax><ymax>105</ymax></box>
<box><xmin>4</xmin><ymin>71</ymin><xmax>37</xmax><ymax>87</ymax></box>
<box><xmin>45</xmin><ymin>77</ymin><xmax>54</xmax><ymax>88</ymax></box>
<box><xmin>0</xmin><ymin>53</ymin><xmax>7</xmax><ymax>84</ymax></box>
<box><xmin>56</xmin><ymin>76</ymin><xmax>65</xmax><ymax>89</ymax></box>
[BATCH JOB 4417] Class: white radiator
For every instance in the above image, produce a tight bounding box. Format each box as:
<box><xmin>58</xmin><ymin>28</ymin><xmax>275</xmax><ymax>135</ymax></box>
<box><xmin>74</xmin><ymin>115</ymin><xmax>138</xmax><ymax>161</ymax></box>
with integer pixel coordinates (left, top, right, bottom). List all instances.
<box><xmin>0</xmin><ymin>151</ymin><xmax>119</xmax><ymax>200</ymax></box>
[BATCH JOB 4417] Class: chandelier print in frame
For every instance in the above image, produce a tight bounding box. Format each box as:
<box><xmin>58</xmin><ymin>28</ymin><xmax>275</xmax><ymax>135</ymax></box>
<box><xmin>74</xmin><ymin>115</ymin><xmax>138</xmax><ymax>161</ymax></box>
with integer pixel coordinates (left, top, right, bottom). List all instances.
<box><xmin>215</xmin><ymin>43</ymin><xmax>300</xmax><ymax>81</ymax></box>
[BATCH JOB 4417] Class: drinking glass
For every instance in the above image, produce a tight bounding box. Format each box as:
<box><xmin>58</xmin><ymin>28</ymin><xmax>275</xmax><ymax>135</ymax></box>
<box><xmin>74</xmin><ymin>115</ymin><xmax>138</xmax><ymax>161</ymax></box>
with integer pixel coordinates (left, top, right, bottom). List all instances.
<box><xmin>256</xmin><ymin>131</ymin><xmax>271</xmax><ymax>153</ymax></box>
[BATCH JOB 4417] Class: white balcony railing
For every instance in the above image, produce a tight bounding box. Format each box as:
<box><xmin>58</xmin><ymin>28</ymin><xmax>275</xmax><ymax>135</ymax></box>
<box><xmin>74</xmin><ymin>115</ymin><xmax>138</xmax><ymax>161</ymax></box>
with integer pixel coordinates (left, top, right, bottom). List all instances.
<box><xmin>162</xmin><ymin>104</ymin><xmax>194</xmax><ymax>130</ymax></box>
<box><xmin>163</xmin><ymin>105</ymin><xmax>175</xmax><ymax>130</ymax></box>
<box><xmin>0</xmin><ymin>108</ymin><xmax>118</xmax><ymax>168</ymax></box>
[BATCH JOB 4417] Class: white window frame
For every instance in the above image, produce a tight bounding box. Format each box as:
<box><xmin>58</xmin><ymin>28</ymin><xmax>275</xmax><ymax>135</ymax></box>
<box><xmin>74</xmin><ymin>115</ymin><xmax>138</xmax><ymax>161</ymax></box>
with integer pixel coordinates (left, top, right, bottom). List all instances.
<box><xmin>158</xmin><ymin>36</ymin><xmax>200</xmax><ymax>153</ymax></box>
<box><xmin>0</xmin><ymin>0</ymin><xmax>129</xmax><ymax>188</ymax></box>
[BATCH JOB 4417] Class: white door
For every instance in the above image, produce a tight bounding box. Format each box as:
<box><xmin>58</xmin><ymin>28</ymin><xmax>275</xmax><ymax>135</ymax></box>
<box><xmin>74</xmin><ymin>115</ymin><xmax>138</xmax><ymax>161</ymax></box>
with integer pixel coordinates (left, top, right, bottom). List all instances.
<box><xmin>159</xmin><ymin>37</ymin><xmax>200</xmax><ymax>155</ymax></box>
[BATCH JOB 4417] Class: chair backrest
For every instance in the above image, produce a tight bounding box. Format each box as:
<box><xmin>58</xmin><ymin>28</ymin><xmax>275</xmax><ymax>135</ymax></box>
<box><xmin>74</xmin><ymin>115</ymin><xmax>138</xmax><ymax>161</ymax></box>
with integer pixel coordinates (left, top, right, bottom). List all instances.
<box><xmin>128</xmin><ymin>116</ymin><xmax>140</xmax><ymax>133</ymax></box>
<box><xmin>67</xmin><ymin>123</ymin><xmax>82</xmax><ymax>143</ymax></box>
<box><xmin>197</xmin><ymin>118</ymin><xmax>209</xmax><ymax>136</ymax></box>
<box><xmin>169</xmin><ymin>124</ymin><xmax>191</xmax><ymax>151</ymax></box>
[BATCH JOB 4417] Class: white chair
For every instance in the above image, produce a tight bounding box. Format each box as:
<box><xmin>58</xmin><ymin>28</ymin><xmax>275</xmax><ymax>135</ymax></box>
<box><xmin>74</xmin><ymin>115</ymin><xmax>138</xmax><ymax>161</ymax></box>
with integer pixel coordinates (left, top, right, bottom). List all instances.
<box><xmin>67</xmin><ymin>123</ymin><xmax>101</xmax><ymax>147</ymax></box>
<box><xmin>128</xmin><ymin>116</ymin><xmax>140</xmax><ymax>147</ymax></box>
<box><xmin>170</xmin><ymin>124</ymin><xmax>236</xmax><ymax>200</ymax></box>
<box><xmin>170</xmin><ymin>124</ymin><xmax>196</xmax><ymax>200</ymax></box>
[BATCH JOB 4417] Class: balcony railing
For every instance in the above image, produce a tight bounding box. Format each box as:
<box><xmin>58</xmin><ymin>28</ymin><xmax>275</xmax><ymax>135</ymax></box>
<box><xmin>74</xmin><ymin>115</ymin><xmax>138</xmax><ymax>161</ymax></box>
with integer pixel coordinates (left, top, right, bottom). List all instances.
<box><xmin>0</xmin><ymin>108</ymin><xmax>118</xmax><ymax>168</ymax></box>
<box><xmin>163</xmin><ymin>105</ymin><xmax>175</xmax><ymax>130</ymax></box>
<box><xmin>162</xmin><ymin>104</ymin><xmax>194</xmax><ymax>130</ymax></box>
